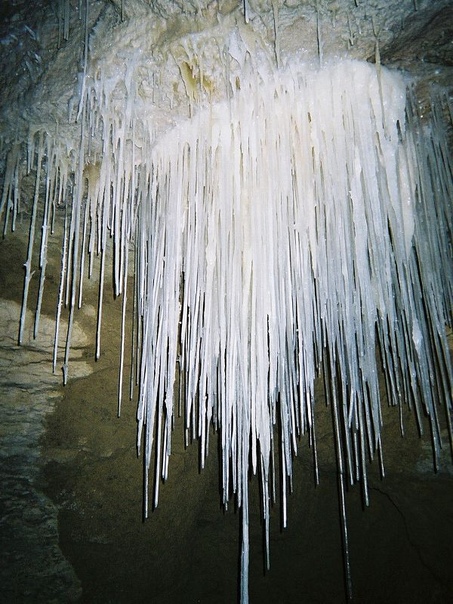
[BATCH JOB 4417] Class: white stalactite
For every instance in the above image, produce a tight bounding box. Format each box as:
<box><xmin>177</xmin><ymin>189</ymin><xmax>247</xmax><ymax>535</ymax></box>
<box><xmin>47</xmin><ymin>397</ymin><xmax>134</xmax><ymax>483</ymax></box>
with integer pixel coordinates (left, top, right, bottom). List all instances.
<box><xmin>1</xmin><ymin>57</ymin><xmax>452</xmax><ymax>603</ymax></box>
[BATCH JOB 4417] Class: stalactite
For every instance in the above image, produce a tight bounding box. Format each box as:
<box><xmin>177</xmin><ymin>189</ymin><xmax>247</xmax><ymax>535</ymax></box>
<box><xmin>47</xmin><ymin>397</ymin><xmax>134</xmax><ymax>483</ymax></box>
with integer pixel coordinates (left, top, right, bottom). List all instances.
<box><xmin>18</xmin><ymin>132</ymin><xmax>43</xmax><ymax>346</ymax></box>
<box><xmin>316</xmin><ymin>0</ymin><xmax>323</xmax><ymax>67</ymax></box>
<box><xmin>271</xmin><ymin>0</ymin><xmax>280</xmax><ymax>69</ymax></box>
<box><xmin>0</xmin><ymin>34</ymin><xmax>452</xmax><ymax>604</ymax></box>
<box><xmin>57</xmin><ymin>0</ymin><xmax>71</xmax><ymax>45</ymax></box>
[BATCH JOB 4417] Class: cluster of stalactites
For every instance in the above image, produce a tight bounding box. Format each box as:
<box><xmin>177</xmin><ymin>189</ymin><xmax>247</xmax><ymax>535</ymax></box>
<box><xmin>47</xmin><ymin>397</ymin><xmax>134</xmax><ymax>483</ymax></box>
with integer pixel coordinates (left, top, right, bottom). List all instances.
<box><xmin>135</xmin><ymin>62</ymin><xmax>453</xmax><ymax>601</ymax></box>
<box><xmin>0</xmin><ymin>60</ymin><xmax>452</xmax><ymax>604</ymax></box>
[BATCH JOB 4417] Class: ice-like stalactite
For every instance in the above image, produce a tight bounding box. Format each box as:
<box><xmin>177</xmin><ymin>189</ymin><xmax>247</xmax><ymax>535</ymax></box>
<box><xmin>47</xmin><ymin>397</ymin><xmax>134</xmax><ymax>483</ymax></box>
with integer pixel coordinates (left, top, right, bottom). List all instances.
<box><xmin>1</xmin><ymin>58</ymin><xmax>452</xmax><ymax>603</ymax></box>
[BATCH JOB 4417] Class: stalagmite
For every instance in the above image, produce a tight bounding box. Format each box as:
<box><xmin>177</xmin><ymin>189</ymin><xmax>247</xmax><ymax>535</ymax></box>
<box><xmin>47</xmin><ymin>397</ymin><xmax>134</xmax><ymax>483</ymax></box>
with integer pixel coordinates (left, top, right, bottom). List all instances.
<box><xmin>0</xmin><ymin>12</ymin><xmax>452</xmax><ymax>601</ymax></box>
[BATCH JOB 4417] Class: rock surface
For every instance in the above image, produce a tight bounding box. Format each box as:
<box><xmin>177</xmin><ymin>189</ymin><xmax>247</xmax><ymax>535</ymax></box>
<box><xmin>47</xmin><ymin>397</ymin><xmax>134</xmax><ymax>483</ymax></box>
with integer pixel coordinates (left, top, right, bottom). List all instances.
<box><xmin>0</xmin><ymin>296</ymin><xmax>90</xmax><ymax>603</ymax></box>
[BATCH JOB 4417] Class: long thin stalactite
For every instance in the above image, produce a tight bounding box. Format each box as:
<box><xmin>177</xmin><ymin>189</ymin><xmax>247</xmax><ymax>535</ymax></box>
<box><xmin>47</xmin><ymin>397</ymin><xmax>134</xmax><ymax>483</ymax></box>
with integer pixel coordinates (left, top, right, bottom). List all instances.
<box><xmin>1</xmin><ymin>48</ymin><xmax>452</xmax><ymax>604</ymax></box>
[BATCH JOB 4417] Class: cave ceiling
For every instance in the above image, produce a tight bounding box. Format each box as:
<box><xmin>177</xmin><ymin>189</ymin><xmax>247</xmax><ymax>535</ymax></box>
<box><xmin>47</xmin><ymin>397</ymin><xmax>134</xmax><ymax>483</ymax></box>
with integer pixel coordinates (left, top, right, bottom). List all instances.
<box><xmin>0</xmin><ymin>0</ymin><xmax>452</xmax><ymax>150</ymax></box>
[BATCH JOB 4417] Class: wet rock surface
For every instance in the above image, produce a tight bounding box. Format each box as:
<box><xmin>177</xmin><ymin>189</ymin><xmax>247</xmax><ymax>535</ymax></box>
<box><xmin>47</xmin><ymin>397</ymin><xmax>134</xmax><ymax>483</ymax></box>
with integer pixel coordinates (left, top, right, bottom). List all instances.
<box><xmin>0</xmin><ymin>298</ymin><xmax>90</xmax><ymax>603</ymax></box>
